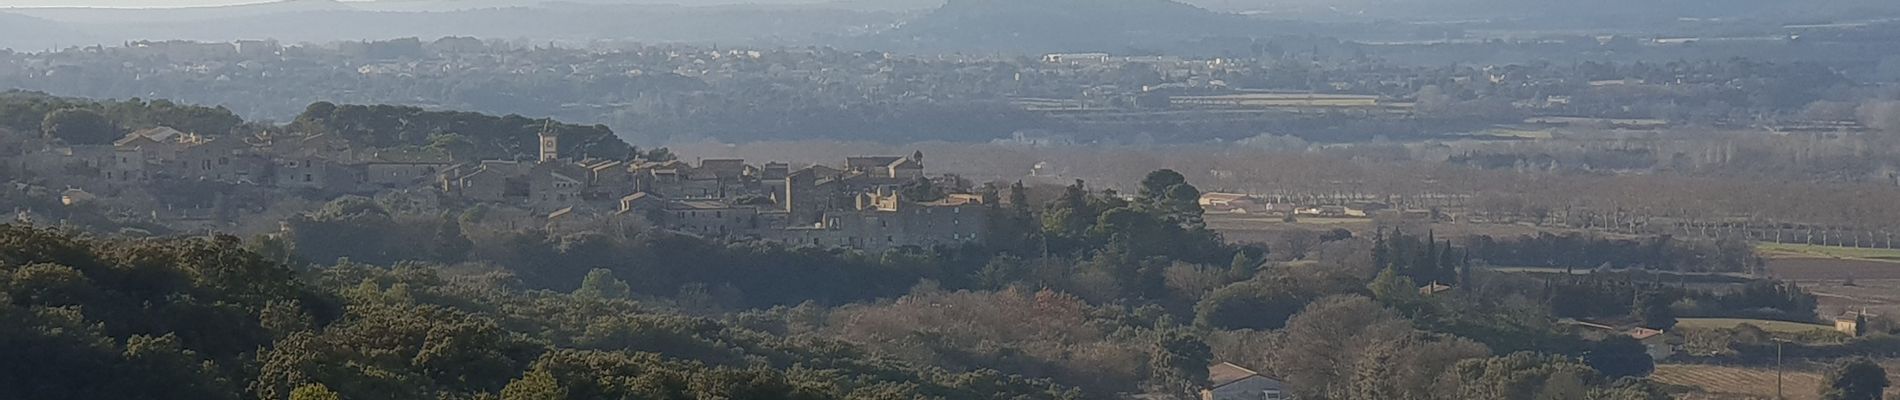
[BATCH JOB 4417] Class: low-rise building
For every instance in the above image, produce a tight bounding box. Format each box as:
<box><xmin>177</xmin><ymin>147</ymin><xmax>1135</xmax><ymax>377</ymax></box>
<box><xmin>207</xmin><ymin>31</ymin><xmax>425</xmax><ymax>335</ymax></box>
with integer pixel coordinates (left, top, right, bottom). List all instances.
<box><xmin>1202</xmin><ymin>362</ymin><xmax>1289</xmax><ymax>400</ymax></box>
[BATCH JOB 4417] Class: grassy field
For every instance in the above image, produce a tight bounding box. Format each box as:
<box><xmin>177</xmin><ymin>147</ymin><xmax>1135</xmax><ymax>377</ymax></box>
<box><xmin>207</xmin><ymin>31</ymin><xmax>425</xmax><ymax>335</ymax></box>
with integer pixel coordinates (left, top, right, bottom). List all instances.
<box><xmin>1676</xmin><ymin>318</ymin><xmax>1835</xmax><ymax>334</ymax></box>
<box><xmin>1759</xmin><ymin>243</ymin><xmax>1900</xmax><ymax>263</ymax></box>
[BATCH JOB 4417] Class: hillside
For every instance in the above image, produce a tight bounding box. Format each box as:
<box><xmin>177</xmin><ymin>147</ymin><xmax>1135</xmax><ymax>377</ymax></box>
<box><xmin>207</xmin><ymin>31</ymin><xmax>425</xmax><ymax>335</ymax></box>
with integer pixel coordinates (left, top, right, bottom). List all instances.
<box><xmin>1</xmin><ymin>1</ymin><xmax>896</xmax><ymax>48</ymax></box>
<box><xmin>0</xmin><ymin>12</ymin><xmax>90</xmax><ymax>51</ymax></box>
<box><xmin>3</xmin><ymin>0</ymin><xmax>357</xmax><ymax>24</ymax></box>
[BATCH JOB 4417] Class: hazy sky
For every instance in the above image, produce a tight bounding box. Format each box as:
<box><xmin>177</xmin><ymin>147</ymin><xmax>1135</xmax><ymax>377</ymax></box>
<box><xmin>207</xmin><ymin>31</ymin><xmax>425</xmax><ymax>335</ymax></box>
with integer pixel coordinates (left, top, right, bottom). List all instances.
<box><xmin>5</xmin><ymin>0</ymin><xmax>306</xmax><ymax>7</ymax></box>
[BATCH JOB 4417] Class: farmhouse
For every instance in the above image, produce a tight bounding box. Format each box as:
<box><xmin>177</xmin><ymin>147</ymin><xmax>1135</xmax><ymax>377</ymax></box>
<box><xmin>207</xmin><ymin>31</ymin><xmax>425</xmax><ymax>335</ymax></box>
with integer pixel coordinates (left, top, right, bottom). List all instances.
<box><xmin>1835</xmin><ymin>311</ymin><xmax>1873</xmax><ymax>337</ymax></box>
<box><xmin>1202</xmin><ymin>362</ymin><xmax>1288</xmax><ymax>400</ymax></box>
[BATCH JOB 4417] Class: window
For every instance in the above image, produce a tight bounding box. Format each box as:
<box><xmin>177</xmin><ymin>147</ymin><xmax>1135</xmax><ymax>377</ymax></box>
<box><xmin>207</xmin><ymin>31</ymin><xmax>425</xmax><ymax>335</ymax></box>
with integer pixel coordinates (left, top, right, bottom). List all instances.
<box><xmin>218</xmin><ymin>157</ymin><xmax>229</xmax><ymax>166</ymax></box>
<box><xmin>303</xmin><ymin>174</ymin><xmax>313</xmax><ymax>182</ymax></box>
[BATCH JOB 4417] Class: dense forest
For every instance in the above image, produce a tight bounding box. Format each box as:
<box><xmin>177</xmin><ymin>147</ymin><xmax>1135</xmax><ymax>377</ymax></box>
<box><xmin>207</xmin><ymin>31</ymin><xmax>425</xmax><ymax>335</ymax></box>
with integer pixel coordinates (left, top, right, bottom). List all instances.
<box><xmin>0</xmin><ymin>90</ymin><xmax>244</xmax><ymax>141</ymax></box>
<box><xmin>289</xmin><ymin>102</ymin><xmax>650</xmax><ymax>162</ymax></box>
<box><xmin>0</xmin><ymin>224</ymin><xmax>1079</xmax><ymax>400</ymax></box>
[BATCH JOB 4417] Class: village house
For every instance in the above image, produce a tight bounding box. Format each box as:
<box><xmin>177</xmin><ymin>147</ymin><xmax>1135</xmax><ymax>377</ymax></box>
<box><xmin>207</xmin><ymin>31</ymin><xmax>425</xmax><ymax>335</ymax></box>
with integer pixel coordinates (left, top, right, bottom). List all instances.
<box><xmin>1202</xmin><ymin>362</ymin><xmax>1289</xmax><ymax>400</ymax></box>
<box><xmin>360</xmin><ymin>151</ymin><xmax>452</xmax><ymax>189</ymax></box>
<box><xmin>1836</xmin><ymin>311</ymin><xmax>1873</xmax><ymax>337</ymax></box>
<box><xmin>172</xmin><ymin>136</ymin><xmax>267</xmax><ymax>184</ymax></box>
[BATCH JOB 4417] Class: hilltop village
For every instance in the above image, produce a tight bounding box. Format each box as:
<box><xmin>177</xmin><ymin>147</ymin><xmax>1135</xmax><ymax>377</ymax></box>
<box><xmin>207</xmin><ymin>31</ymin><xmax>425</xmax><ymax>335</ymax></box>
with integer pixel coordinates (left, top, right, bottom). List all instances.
<box><xmin>3</xmin><ymin>122</ymin><xmax>985</xmax><ymax>251</ymax></box>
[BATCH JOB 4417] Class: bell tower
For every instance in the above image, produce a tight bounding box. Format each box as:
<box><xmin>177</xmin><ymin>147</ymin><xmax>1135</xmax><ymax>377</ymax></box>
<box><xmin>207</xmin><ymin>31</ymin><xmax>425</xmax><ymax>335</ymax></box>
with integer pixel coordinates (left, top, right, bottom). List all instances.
<box><xmin>538</xmin><ymin>120</ymin><xmax>559</xmax><ymax>163</ymax></box>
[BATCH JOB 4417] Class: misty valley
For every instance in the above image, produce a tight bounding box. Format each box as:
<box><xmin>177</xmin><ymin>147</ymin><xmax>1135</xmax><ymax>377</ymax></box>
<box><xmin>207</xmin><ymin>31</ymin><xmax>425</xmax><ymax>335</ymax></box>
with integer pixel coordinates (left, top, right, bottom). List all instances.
<box><xmin>3</xmin><ymin>0</ymin><xmax>1900</xmax><ymax>399</ymax></box>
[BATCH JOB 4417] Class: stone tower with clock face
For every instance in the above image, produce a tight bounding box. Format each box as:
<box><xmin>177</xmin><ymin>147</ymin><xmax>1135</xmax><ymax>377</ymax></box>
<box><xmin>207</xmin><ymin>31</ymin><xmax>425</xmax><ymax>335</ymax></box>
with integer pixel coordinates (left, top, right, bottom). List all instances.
<box><xmin>538</xmin><ymin>126</ymin><xmax>559</xmax><ymax>163</ymax></box>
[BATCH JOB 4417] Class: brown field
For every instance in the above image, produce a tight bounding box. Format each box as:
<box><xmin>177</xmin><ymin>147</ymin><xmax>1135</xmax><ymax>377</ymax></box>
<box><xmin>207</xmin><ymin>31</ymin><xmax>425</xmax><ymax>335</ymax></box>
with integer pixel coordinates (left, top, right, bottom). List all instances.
<box><xmin>1656</xmin><ymin>363</ymin><xmax>1900</xmax><ymax>400</ymax></box>
<box><xmin>1796</xmin><ymin>278</ymin><xmax>1900</xmax><ymax>321</ymax></box>
<box><xmin>1655</xmin><ymin>364</ymin><xmax>1821</xmax><ymax>400</ymax></box>
<box><xmin>1770</xmin><ymin>257</ymin><xmax>1900</xmax><ymax>280</ymax></box>
<box><xmin>1769</xmin><ymin>256</ymin><xmax>1900</xmax><ymax>318</ymax></box>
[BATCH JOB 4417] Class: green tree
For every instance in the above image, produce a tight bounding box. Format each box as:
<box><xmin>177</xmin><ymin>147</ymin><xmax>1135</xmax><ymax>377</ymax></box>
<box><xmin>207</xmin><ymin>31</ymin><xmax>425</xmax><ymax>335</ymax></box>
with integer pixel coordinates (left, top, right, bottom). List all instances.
<box><xmin>41</xmin><ymin>108</ymin><xmax>118</xmax><ymax>145</ymax></box>
<box><xmin>1148</xmin><ymin>330</ymin><xmax>1211</xmax><ymax>398</ymax></box>
<box><xmin>1632</xmin><ymin>290</ymin><xmax>1676</xmax><ymax>330</ymax></box>
<box><xmin>574</xmin><ymin>268</ymin><xmax>632</xmax><ymax>299</ymax></box>
<box><xmin>1138</xmin><ymin>169</ymin><xmax>1188</xmax><ymax>201</ymax></box>
<box><xmin>1533</xmin><ymin>370</ymin><xmax>1588</xmax><ymax>400</ymax></box>
<box><xmin>1821</xmin><ymin>358</ymin><xmax>1890</xmax><ymax>400</ymax></box>
<box><xmin>1583</xmin><ymin>336</ymin><xmax>1654</xmax><ymax>379</ymax></box>
<box><xmin>501</xmin><ymin>369</ymin><xmax>567</xmax><ymax>400</ymax></box>
<box><xmin>430</xmin><ymin>218</ymin><xmax>473</xmax><ymax>263</ymax></box>
<box><xmin>1367</xmin><ymin>267</ymin><xmax>1421</xmax><ymax>310</ymax></box>
<box><xmin>290</xmin><ymin>384</ymin><xmax>343</xmax><ymax>400</ymax></box>
<box><xmin>1195</xmin><ymin>279</ymin><xmax>1307</xmax><ymax>330</ymax></box>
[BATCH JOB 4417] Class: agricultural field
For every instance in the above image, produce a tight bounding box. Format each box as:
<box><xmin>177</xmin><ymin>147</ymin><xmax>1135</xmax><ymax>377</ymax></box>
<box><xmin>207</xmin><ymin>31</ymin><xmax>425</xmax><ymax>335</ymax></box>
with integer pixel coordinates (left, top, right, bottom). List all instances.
<box><xmin>1655</xmin><ymin>364</ymin><xmax>1822</xmax><ymax>400</ymax></box>
<box><xmin>1755</xmin><ymin>244</ymin><xmax>1900</xmax><ymax>320</ymax></box>
<box><xmin>1759</xmin><ymin>243</ymin><xmax>1900</xmax><ymax>264</ymax></box>
<box><xmin>1655</xmin><ymin>363</ymin><xmax>1900</xmax><ymax>400</ymax></box>
<box><xmin>1676</xmin><ymin>318</ymin><xmax>1835</xmax><ymax>334</ymax></box>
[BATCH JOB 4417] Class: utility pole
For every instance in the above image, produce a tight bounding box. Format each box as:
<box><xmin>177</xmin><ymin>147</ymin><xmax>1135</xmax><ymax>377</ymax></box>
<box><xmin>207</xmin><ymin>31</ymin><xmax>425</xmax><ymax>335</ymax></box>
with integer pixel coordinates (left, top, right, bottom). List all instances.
<box><xmin>1776</xmin><ymin>339</ymin><xmax>1786</xmax><ymax>400</ymax></box>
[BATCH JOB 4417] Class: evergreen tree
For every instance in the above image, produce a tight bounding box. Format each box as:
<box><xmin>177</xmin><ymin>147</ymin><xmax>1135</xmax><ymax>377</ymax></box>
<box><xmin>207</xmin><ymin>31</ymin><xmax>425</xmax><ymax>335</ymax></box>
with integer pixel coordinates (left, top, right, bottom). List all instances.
<box><xmin>501</xmin><ymin>369</ymin><xmax>567</xmax><ymax>400</ymax></box>
<box><xmin>1009</xmin><ymin>180</ymin><xmax>1030</xmax><ymax>211</ymax></box>
<box><xmin>1373</xmin><ymin>229</ymin><xmax>1391</xmax><ymax>272</ymax></box>
<box><xmin>1147</xmin><ymin>330</ymin><xmax>1212</xmax><ymax>399</ymax></box>
<box><xmin>1821</xmin><ymin>358</ymin><xmax>1889</xmax><ymax>400</ymax></box>
<box><xmin>289</xmin><ymin>384</ymin><xmax>342</xmax><ymax>400</ymax></box>
<box><xmin>42</xmin><ymin>107</ymin><xmax>118</xmax><ymax>145</ymax></box>
<box><xmin>1632</xmin><ymin>290</ymin><xmax>1677</xmax><ymax>330</ymax></box>
<box><xmin>431</xmin><ymin>217</ymin><xmax>473</xmax><ymax>263</ymax></box>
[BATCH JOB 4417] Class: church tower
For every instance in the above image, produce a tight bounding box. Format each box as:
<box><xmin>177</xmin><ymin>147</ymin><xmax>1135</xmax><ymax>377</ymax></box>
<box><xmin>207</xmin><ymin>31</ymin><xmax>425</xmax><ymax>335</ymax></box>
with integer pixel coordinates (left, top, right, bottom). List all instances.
<box><xmin>538</xmin><ymin>121</ymin><xmax>559</xmax><ymax>163</ymax></box>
